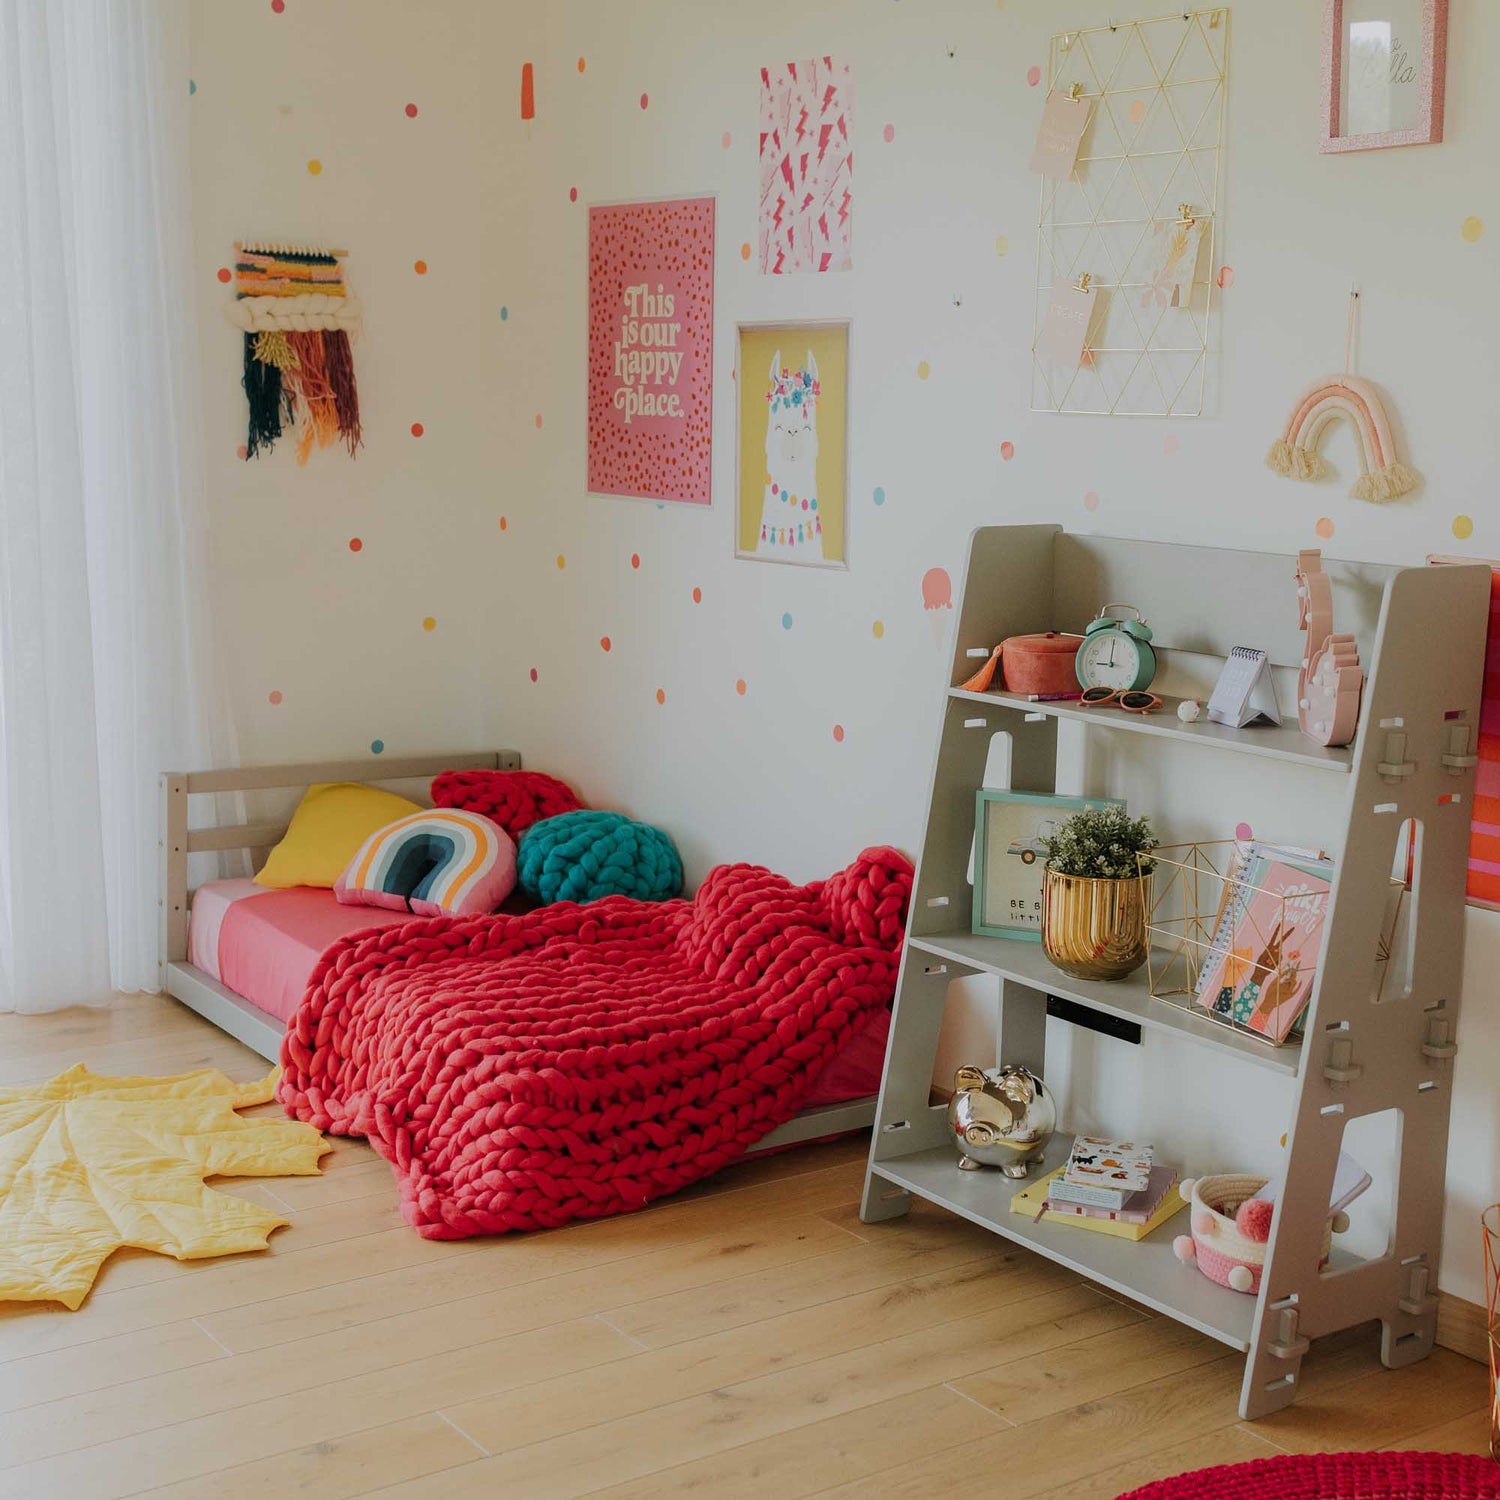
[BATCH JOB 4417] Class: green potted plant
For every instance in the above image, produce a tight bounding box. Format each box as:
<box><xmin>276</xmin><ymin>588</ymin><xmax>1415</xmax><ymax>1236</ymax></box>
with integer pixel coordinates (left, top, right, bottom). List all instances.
<box><xmin>1040</xmin><ymin>806</ymin><xmax>1158</xmax><ymax>981</ymax></box>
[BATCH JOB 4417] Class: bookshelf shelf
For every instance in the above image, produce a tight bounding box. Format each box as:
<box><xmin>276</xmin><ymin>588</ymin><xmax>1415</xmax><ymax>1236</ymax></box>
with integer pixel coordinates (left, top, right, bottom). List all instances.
<box><xmin>863</xmin><ymin>524</ymin><xmax>1489</xmax><ymax>1421</ymax></box>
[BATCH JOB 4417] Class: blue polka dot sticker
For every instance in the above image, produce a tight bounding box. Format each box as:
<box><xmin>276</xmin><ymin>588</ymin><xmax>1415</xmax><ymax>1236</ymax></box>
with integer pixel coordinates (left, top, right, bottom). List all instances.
<box><xmin>499</xmin><ymin>306</ymin><xmax>509</xmax><ymax>321</ymax></box>
<box><xmin>873</xmin><ymin>486</ymin><xmax>886</xmax><ymax>506</ymax></box>
<box><xmin>370</xmin><ymin>739</ymin><xmax>385</xmax><ymax>755</ymax></box>
<box><xmin>188</xmin><ymin>79</ymin><xmax>197</xmax><ymax>96</ymax></box>
<box><xmin>781</xmin><ymin>612</ymin><xmax>793</xmax><ymax>630</ymax></box>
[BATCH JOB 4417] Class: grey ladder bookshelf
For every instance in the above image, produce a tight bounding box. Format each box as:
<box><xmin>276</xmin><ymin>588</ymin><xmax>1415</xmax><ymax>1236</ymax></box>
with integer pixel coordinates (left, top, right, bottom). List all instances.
<box><xmin>861</xmin><ymin>525</ymin><xmax>1488</xmax><ymax>1419</ymax></box>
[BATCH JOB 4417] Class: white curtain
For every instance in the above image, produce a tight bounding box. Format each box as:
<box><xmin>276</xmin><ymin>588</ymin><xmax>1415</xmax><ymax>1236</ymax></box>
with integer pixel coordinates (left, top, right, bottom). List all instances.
<box><xmin>0</xmin><ymin>0</ymin><xmax>237</xmax><ymax>1011</ymax></box>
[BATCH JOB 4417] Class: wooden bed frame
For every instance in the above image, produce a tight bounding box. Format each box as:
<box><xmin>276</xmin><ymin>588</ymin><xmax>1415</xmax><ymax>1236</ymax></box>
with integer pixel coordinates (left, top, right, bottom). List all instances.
<box><xmin>160</xmin><ymin>751</ymin><xmax>876</xmax><ymax>1155</ymax></box>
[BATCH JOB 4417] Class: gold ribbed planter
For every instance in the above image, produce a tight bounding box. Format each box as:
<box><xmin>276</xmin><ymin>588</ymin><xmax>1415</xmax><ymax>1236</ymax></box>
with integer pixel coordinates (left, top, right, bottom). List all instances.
<box><xmin>1041</xmin><ymin>868</ymin><xmax>1152</xmax><ymax>982</ymax></box>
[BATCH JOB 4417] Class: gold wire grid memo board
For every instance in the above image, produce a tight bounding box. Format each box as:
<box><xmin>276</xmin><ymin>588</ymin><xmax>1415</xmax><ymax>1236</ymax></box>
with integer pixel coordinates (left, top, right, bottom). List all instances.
<box><xmin>1142</xmin><ymin>842</ymin><xmax>1407</xmax><ymax>1053</ymax></box>
<box><xmin>1031</xmin><ymin>9</ymin><xmax>1229</xmax><ymax>417</ymax></box>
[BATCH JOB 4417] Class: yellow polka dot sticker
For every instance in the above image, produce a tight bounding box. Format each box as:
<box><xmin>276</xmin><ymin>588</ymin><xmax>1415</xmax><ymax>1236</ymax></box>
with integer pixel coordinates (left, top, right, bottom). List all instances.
<box><xmin>306</xmin><ymin>159</ymin><xmax>322</xmax><ymax>175</ymax></box>
<box><xmin>916</xmin><ymin>360</ymin><xmax>931</xmax><ymax>380</ymax></box>
<box><xmin>1453</xmin><ymin>514</ymin><xmax>1474</xmax><ymax>540</ymax></box>
<box><xmin>872</xmin><ymin>620</ymin><xmax>884</xmax><ymax>639</ymax></box>
<box><xmin>1462</xmin><ymin>216</ymin><xmax>1484</xmax><ymax>243</ymax></box>
<box><xmin>422</xmin><ymin>616</ymin><xmax>437</xmax><ymax>632</ymax></box>
<box><xmin>556</xmin><ymin>554</ymin><xmax>566</xmax><ymax>569</ymax></box>
<box><xmin>995</xmin><ymin>235</ymin><xmax>1009</xmax><ymax>257</ymax></box>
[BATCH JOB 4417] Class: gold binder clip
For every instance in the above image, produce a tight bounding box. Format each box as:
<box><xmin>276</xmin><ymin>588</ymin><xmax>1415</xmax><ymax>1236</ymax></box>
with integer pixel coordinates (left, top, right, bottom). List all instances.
<box><xmin>1176</xmin><ymin>203</ymin><xmax>1197</xmax><ymax>226</ymax></box>
<box><xmin>1075</xmin><ymin>272</ymin><xmax>1093</xmax><ymax>292</ymax></box>
<box><xmin>1069</xmin><ymin>82</ymin><xmax>1084</xmax><ymax>101</ymax></box>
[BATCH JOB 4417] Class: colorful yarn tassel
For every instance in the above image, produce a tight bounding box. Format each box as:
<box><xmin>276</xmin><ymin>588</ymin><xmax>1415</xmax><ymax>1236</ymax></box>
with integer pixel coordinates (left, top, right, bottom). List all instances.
<box><xmin>232</xmin><ymin>243</ymin><xmax>363</xmax><ymax>463</ymax></box>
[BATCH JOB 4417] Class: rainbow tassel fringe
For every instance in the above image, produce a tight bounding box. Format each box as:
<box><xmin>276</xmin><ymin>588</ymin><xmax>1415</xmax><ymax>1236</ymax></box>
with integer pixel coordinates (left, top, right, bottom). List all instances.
<box><xmin>226</xmin><ymin>244</ymin><xmax>363</xmax><ymax>464</ymax></box>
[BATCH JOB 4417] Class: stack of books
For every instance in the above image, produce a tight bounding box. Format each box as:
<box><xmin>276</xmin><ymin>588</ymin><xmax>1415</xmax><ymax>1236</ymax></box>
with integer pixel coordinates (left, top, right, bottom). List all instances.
<box><xmin>1011</xmin><ymin>1135</ymin><xmax>1185</xmax><ymax>1241</ymax></box>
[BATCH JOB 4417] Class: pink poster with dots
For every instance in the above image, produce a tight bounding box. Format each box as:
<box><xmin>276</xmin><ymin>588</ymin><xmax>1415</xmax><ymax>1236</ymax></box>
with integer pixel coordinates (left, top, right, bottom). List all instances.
<box><xmin>587</xmin><ymin>197</ymin><xmax>715</xmax><ymax>505</ymax></box>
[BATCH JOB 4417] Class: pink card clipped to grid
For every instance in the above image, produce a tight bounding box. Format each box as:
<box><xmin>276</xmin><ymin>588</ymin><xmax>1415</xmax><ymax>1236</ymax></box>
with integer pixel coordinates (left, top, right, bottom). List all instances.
<box><xmin>1029</xmin><ymin>90</ymin><xmax>1091</xmax><ymax>180</ymax></box>
<box><xmin>1036</xmin><ymin>278</ymin><xmax>1098</xmax><ymax>367</ymax></box>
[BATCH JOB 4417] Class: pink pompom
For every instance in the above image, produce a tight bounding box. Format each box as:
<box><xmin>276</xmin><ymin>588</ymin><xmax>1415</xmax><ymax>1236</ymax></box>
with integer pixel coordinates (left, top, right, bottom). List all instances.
<box><xmin>1172</xmin><ymin>1234</ymin><xmax>1196</xmax><ymax>1262</ymax></box>
<box><xmin>1193</xmin><ymin>1212</ymin><xmax>1216</xmax><ymax>1237</ymax></box>
<box><xmin>1236</xmin><ymin>1197</ymin><xmax>1274</xmax><ymax>1243</ymax></box>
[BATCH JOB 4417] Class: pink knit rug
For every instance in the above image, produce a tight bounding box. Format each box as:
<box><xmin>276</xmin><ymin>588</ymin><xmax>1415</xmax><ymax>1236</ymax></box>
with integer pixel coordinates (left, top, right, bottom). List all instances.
<box><xmin>1120</xmin><ymin>1451</ymin><xmax>1500</xmax><ymax>1499</ymax></box>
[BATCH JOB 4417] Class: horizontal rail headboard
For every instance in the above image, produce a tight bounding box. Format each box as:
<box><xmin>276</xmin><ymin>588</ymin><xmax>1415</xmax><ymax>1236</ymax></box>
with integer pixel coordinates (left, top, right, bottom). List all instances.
<box><xmin>159</xmin><ymin>749</ymin><xmax>522</xmax><ymax>974</ymax></box>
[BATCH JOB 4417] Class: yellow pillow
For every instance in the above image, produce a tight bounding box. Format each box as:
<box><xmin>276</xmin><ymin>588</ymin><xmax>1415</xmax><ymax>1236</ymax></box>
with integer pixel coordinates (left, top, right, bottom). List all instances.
<box><xmin>254</xmin><ymin>783</ymin><xmax>425</xmax><ymax>889</ymax></box>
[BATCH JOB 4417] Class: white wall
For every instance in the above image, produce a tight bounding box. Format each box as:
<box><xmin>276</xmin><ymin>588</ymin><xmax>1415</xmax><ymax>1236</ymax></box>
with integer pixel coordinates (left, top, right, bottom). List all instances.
<box><xmin>189</xmin><ymin>0</ymin><xmax>1499</xmax><ymax>1300</ymax></box>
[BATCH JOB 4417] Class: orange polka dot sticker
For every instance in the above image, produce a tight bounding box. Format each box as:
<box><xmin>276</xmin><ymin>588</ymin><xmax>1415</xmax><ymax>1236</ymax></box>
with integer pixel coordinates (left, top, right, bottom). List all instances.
<box><xmin>1000</xmin><ymin>441</ymin><xmax>1015</xmax><ymax>461</ymax></box>
<box><xmin>600</xmin><ymin>635</ymin><xmax>612</xmax><ymax>652</ymax></box>
<box><xmin>348</xmin><ymin>537</ymin><xmax>363</xmax><ymax>552</ymax></box>
<box><xmin>735</xmin><ymin>678</ymin><xmax>747</xmax><ymax>697</ymax></box>
<box><xmin>655</xmin><ymin>688</ymin><xmax>666</xmax><ymax>705</ymax></box>
<box><xmin>413</xmin><ymin>259</ymin><xmax>428</xmax><ymax>275</ymax></box>
<box><xmin>630</xmin><ymin>552</ymin><xmax>641</xmax><ymax>569</ymax></box>
<box><xmin>268</xmin><ymin>690</ymin><xmax>283</xmax><ymax>705</ymax></box>
<box><xmin>691</xmin><ymin>586</ymin><xmax>702</xmax><ymax>604</ymax></box>
<box><xmin>216</xmin><ymin>267</ymin><xmax>232</xmax><ymax>284</ymax></box>
<box><xmin>411</xmin><ymin>422</ymin><xmax>425</xmax><ymax>438</ymax></box>
<box><xmin>1315</xmin><ymin>517</ymin><xmax>1335</xmax><ymax>540</ymax></box>
<box><xmin>832</xmin><ymin>724</ymin><xmax>845</xmax><ymax>743</ymax></box>
<box><xmin>498</xmin><ymin>516</ymin><xmax>508</xmax><ymax>532</ymax></box>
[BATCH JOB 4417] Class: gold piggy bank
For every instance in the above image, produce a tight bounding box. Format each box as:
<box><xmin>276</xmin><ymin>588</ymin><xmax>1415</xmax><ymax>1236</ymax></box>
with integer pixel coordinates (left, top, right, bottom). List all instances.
<box><xmin>948</xmin><ymin>1064</ymin><xmax>1056</xmax><ymax>1177</ymax></box>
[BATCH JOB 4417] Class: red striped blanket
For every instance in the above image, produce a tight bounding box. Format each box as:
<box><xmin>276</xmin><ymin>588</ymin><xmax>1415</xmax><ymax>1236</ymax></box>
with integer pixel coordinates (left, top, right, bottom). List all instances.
<box><xmin>278</xmin><ymin>847</ymin><xmax>911</xmax><ymax>1238</ymax></box>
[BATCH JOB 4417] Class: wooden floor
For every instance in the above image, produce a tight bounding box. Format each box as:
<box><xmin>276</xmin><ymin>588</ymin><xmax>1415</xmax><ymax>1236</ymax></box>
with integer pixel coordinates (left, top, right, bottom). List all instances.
<box><xmin>0</xmin><ymin>998</ymin><xmax>1491</xmax><ymax>1499</ymax></box>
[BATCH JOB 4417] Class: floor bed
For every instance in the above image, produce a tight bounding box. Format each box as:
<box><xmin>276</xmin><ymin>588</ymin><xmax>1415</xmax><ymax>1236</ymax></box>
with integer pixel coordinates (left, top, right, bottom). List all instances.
<box><xmin>161</xmin><ymin>751</ymin><xmax>881</xmax><ymax>1154</ymax></box>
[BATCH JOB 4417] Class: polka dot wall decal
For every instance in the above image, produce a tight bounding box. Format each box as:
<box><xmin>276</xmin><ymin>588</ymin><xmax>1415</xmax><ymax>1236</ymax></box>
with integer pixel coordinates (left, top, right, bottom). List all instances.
<box><xmin>832</xmin><ymin>724</ymin><xmax>845</xmax><ymax>743</ymax></box>
<box><xmin>556</xmin><ymin>554</ymin><xmax>566</xmax><ymax>569</ymax></box>
<box><xmin>189</xmin><ymin>79</ymin><xmax>196</xmax><ymax>96</ymax></box>
<box><xmin>655</xmin><ymin>688</ymin><xmax>666</xmax><ymax>705</ymax></box>
<box><xmin>1083</xmin><ymin>490</ymin><xmax>1099</xmax><ymax>511</ymax></box>
<box><xmin>348</xmin><ymin>537</ymin><xmax>363</xmax><ymax>552</ymax></box>
<box><xmin>569</xmin><ymin>187</ymin><xmax>578</xmax><ymax>202</ymax></box>
<box><xmin>529</xmin><ymin>667</ymin><xmax>539</xmax><ymax>682</ymax></box>
<box><xmin>1235</xmin><ymin>821</ymin><xmax>1253</xmax><ymax>841</ymax></box>
<box><xmin>721</xmin><ymin>131</ymin><xmax>732</xmax><ymax>148</ymax></box>
<box><xmin>422</xmin><ymin>616</ymin><xmax>437</xmax><ymax>632</ymax></box>
<box><xmin>995</xmin><ymin>235</ymin><xmax>1009</xmax><ymax>256</ymax></box>
<box><xmin>872</xmin><ymin>620</ymin><xmax>885</xmax><ymax>639</ymax></box>
<box><xmin>735</xmin><ymin>678</ymin><xmax>747</xmax><ymax>696</ymax></box>
<box><xmin>1163</xmin><ymin>434</ymin><xmax>1180</xmax><ymax>455</ymax></box>
<box><xmin>740</xmin><ymin>242</ymin><xmax>751</xmax><ymax>261</ymax></box>
<box><xmin>270</xmin><ymin>0</ymin><xmax>284</xmax><ymax>12</ymax></box>
<box><xmin>1453</xmin><ymin>514</ymin><xmax>1475</xmax><ymax>540</ymax></box>
<box><xmin>1462</xmin><ymin>216</ymin><xmax>1484</xmax><ymax>243</ymax></box>
<box><xmin>268</xmin><ymin>690</ymin><xmax>283</xmax><ymax>705</ymax></box>
<box><xmin>405</xmin><ymin>103</ymin><xmax>418</xmax><ymax>118</ymax></box>
<box><xmin>882</xmin><ymin>123</ymin><xmax>895</xmax><ymax>143</ymax></box>
<box><xmin>235</xmin><ymin>444</ymin><xmax>248</xmax><ymax>461</ymax></box>
<box><xmin>411</xmin><ymin>422</ymin><xmax>425</xmax><ymax>437</ymax></box>
<box><xmin>534</xmin><ymin>413</ymin><xmax>544</xmax><ymax>429</ymax></box>
<box><xmin>917</xmin><ymin>360</ymin><xmax>931</xmax><ymax>380</ymax></box>
<box><xmin>216</xmin><ymin>267</ymin><xmax>232</xmax><ymax>284</ymax></box>
<box><xmin>1217</xmin><ymin>266</ymin><xmax>1235</xmax><ymax>289</ymax></box>
<box><xmin>1001</xmin><ymin>440</ymin><xmax>1015</xmax><ymax>461</ymax></box>
<box><xmin>873</xmin><ymin>485</ymin><xmax>886</xmax><ymax>506</ymax></box>
<box><xmin>630</xmin><ymin>552</ymin><xmax>640</xmax><ymax>569</ymax></box>
<box><xmin>692</xmin><ymin>586</ymin><xmax>702</xmax><ymax>603</ymax></box>
<box><xmin>782</xmin><ymin>612</ymin><xmax>793</xmax><ymax>630</ymax></box>
<box><xmin>371</xmin><ymin>739</ymin><xmax>385</xmax><ymax>755</ymax></box>
<box><xmin>640</xmin><ymin>93</ymin><xmax>649</xmax><ymax>110</ymax></box>
<box><xmin>414</xmin><ymin>259</ymin><xmax>428</xmax><ymax>275</ymax></box>
<box><xmin>307</xmin><ymin>159</ymin><xmax>322</xmax><ymax>175</ymax></box>
<box><xmin>577</xmin><ymin>57</ymin><xmax>586</xmax><ymax>73</ymax></box>
<box><xmin>500</xmin><ymin>306</ymin><xmax>509</xmax><ymax>321</ymax></box>
<box><xmin>1026</xmin><ymin>64</ymin><xmax>1041</xmax><ymax>86</ymax></box>
<box><xmin>600</xmin><ymin>636</ymin><xmax>612</xmax><ymax>652</ymax></box>
<box><xmin>499</xmin><ymin>516</ymin><xmax>508</xmax><ymax>531</ymax></box>
<box><xmin>1315</xmin><ymin>517</ymin><xmax>1335</xmax><ymax>539</ymax></box>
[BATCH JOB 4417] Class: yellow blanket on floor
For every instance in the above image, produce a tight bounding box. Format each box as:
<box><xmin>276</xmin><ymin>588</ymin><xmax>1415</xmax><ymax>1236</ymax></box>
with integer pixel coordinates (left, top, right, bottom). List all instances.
<box><xmin>0</xmin><ymin>1063</ymin><xmax>329</xmax><ymax>1309</ymax></box>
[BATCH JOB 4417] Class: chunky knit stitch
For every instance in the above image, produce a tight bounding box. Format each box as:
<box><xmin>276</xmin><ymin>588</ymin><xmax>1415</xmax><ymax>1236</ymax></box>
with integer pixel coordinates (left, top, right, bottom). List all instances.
<box><xmin>431</xmin><ymin>769</ymin><xmax>583</xmax><ymax>840</ymax></box>
<box><xmin>517</xmin><ymin>810</ymin><xmax>682</xmax><ymax>905</ymax></box>
<box><xmin>278</xmin><ymin>847</ymin><xmax>912</xmax><ymax>1237</ymax></box>
<box><xmin>1119</xmin><ymin>1452</ymin><xmax>1500</xmax><ymax>1499</ymax></box>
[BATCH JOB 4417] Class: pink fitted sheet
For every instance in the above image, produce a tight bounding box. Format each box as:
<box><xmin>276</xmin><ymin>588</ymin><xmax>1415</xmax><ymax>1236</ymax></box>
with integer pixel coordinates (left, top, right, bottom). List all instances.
<box><xmin>185</xmin><ymin>880</ymin><xmax>890</xmax><ymax>1100</ymax></box>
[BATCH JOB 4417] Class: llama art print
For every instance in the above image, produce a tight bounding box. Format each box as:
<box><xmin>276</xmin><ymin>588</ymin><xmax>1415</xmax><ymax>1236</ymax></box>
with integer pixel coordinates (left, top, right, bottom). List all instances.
<box><xmin>736</xmin><ymin>323</ymin><xmax>848</xmax><ymax>568</ymax></box>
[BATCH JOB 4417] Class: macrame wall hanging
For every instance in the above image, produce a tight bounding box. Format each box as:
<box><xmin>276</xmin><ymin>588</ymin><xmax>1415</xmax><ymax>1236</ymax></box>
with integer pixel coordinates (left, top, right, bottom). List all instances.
<box><xmin>1266</xmin><ymin>290</ymin><xmax>1416</xmax><ymax>502</ymax></box>
<box><xmin>225</xmin><ymin>241</ymin><xmax>363</xmax><ymax>464</ymax></box>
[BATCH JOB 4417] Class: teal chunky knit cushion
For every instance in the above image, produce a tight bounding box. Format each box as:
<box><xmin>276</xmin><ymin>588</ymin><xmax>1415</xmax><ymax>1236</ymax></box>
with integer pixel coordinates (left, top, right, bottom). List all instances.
<box><xmin>517</xmin><ymin>810</ymin><xmax>684</xmax><ymax>905</ymax></box>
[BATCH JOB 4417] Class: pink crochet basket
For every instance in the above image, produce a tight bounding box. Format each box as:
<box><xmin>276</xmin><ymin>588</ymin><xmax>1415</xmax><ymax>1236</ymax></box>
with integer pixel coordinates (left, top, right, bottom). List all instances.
<box><xmin>1172</xmin><ymin>1173</ymin><xmax>1332</xmax><ymax>1295</ymax></box>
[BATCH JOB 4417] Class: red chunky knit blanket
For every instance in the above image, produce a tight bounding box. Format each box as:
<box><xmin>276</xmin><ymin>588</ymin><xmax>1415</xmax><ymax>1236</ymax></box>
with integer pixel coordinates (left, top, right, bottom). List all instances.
<box><xmin>278</xmin><ymin>847</ymin><xmax>912</xmax><ymax>1238</ymax></box>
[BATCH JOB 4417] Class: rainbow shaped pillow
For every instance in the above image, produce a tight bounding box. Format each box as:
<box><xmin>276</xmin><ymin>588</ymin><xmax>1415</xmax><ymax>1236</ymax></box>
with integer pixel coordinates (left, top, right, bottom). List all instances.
<box><xmin>334</xmin><ymin>808</ymin><xmax>517</xmax><ymax>919</ymax></box>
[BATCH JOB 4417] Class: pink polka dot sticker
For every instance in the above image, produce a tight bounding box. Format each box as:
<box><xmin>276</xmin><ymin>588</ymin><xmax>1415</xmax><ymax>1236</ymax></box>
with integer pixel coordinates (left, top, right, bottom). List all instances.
<box><xmin>529</xmin><ymin>667</ymin><xmax>539</xmax><ymax>683</ymax></box>
<box><xmin>1128</xmin><ymin>99</ymin><xmax>1146</xmax><ymax>124</ymax></box>
<box><xmin>832</xmin><ymin>724</ymin><xmax>846</xmax><ymax>743</ymax></box>
<box><xmin>1163</xmin><ymin>435</ymin><xmax>1180</xmax><ymax>455</ymax></box>
<box><xmin>1235</xmin><ymin>821</ymin><xmax>1253</xmax><ymax>841</ymax></box>
<box><xmin>721</xmin><ymin>131</ymin><xmax>732</xmax><ymax>149</ymax></box>
<box><xmin>1316</xmin><ymin>517</ymin><xmax>1335</xmax><ymax>539</ymax></box>
<box><xmin>639</xmin><ymin>93</ymin><xmax>649</xmax><ymax>110</ymax></box>
<box><xmin>411</xmin><ymin>421</ymin><xmax>425</xmax><ymax>438</ymax></box>
<box><xmin>569</xmin><ymin>186</ymin><xmax>578</xmax><ymax>203</ymax></box>
<box><xmin>268</xmin><ymin>690</ymin><xmax>283</xmax><ymax>705</ymax></box>
<box><xmin>882</xmin><ymin>123</ymin><xmax>895</xmax><ymax>143</ymax></box>
<box><xmin>630</xmin><ymin>552</ymin><xmax>641</xmax><ymax>569</ymax></box>
<box><xmin>270</xmin><ymin>0</ymin><xmax>284</xmax><ymax>12</ymax></box>
<box><xmin>1000</xmin><ymin>441</ymin><xmax>1015</xmax><ymax>462</ymax></box>
<box><xmin>1083</xmin><ymin>490</ymin><xmax>1100</xmax><ymax>512</ymax></box>
<box><xmin>1026</xmin><ymin>64</ymin><xmax>1041</xmax><ymax>87</ymax></box>
<box><xmin>600</xmin><ymin>636</ymin><xmax>612</xmax><ymax>652</ymax></box>
<box><xmin>1217</xmin><ymin>266</ymin><xmax>1235</xmax><ymax>289</ymax></box>
<box><xmin>348</xmin><ymin>537</ymin><xmax>362</xmax><ymax>553</ymax></box>
<box><xmin>405</xmin><ymin>103</ymin><xmax>418</xmax><ymax>118</ymax></box>
<box><xmin>534</xmin><ymin>413</ymin><xmax>543</xmax><ymax>430</ymax></box>
<box><xmin>235</xmin><ymin>444</ymin><xmax>248</xmax><ymax>461</ymax></box>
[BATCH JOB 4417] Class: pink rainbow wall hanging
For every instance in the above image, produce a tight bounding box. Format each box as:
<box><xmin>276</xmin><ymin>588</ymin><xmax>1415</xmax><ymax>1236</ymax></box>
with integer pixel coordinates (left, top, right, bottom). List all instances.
<box><xmin>1266</xmin><ymin>373</ymin><xmax>1416</xmax><ymax>502</ymax></box>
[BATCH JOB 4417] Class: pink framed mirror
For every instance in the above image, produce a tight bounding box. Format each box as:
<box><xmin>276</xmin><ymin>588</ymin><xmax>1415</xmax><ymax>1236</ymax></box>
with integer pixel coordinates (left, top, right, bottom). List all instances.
<box><xmin>1321</xmin><ymin>0</ymin><xmax>1447</xmax><ymax>152</ymax></box>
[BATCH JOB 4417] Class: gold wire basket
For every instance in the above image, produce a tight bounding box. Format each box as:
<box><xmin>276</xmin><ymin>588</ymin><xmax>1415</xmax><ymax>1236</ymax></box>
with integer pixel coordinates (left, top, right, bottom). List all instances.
<box><xmin>1485</xmin><ymin>1205</ymin><xmax>1499</xmax><ymax>1460</ymax></box>
<box><xmin>1139</xmin><ymin>841</ymin><xmax>1406</xmax><ymax>1052</ymax></box>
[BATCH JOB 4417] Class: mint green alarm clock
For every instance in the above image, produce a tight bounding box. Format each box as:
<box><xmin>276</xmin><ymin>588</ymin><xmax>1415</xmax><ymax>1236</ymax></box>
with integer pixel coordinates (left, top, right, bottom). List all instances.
<box><xmin>1075</xmin><ymin>604</ymin><xmax>1157</xmax><ymax>692</ymax></box>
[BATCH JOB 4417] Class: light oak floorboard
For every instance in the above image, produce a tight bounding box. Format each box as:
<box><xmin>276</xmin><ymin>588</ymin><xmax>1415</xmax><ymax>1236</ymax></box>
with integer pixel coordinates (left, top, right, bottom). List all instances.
<box><xmin>0</xmin><ymin>998</ymin><xmax>1486</xmax><ymax>1499</ymax></box>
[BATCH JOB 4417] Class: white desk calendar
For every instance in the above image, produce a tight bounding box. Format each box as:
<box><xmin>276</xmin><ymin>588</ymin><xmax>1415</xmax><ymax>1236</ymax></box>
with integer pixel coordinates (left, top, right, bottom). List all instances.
<box><xmin>1207</xmin><ymin>646</ymin><xmax>1282</xmax><ymax>728</ymax></box>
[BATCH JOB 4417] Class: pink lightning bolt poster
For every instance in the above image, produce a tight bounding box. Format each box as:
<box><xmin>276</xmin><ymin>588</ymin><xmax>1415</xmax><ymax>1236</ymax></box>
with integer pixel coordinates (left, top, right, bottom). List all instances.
<box><xmin>758</xmin><ymin>57</ymin><xmax>854</xmax><ymax>275</ymax></box>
